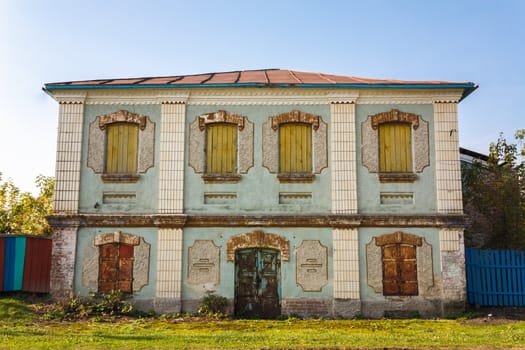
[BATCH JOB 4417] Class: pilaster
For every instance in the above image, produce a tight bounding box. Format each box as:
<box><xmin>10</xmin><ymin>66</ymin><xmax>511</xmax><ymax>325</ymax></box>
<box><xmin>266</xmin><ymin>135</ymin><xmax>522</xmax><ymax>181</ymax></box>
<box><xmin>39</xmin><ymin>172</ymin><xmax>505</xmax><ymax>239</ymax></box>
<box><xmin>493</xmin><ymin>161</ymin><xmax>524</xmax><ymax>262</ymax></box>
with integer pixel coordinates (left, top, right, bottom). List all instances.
<box><xmin>53</xmin><ymin>101</ymin><xmax>84</xmax><ymax>213</ymax></box>
<box><xmin>155</xmin><ymin>228</ymin><xmax>183</xmax><ymax>313</ymax></box>
<box><xmin>439</xmin><ymin>228</ymin><xmax>466</xmax><ymax>315</ymax></box>
<box><xmin>49</xmin><ymin>222</ymin><xmax>79</xmax><ymax>298</ymax></box>
<box><xmin>330</xmin><ymin>102</ymin><xmax>358</xmax><ymax>214</ymax></box>
<box><xmin>158</xmin><ymin>102</ymin><xmax>186</xmax><ymax>213</ymax></box>
<box><xmin>433</xmin><ymin>102</ymin><xmax>463</xmax><ymax>214</ymax></box>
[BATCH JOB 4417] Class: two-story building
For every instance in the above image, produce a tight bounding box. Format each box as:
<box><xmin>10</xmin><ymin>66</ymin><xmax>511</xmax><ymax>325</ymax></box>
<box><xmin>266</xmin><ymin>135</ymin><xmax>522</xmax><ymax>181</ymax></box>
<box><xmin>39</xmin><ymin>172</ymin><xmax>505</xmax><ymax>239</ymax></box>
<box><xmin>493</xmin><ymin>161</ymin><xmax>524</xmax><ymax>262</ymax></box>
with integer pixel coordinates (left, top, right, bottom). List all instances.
<box><xmin>44</xmin><ymin>69</ymin><xmax>477</xmax><ymax>318</ymax></box>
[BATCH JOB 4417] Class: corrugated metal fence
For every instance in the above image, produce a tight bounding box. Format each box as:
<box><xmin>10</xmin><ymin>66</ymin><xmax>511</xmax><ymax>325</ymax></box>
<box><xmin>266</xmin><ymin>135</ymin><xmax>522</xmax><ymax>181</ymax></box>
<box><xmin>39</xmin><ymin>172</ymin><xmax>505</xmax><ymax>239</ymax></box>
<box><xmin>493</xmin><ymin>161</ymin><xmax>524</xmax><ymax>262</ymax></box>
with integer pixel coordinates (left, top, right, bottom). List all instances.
<box><xmin>466</xmin><ymin>248</ymin><xmax>525</xmax><ymax>306</ymax></box>
<box><xmin>0</xmin><ymin>235</ymin><xmax>52</xmax><ymax>293</ymax></box>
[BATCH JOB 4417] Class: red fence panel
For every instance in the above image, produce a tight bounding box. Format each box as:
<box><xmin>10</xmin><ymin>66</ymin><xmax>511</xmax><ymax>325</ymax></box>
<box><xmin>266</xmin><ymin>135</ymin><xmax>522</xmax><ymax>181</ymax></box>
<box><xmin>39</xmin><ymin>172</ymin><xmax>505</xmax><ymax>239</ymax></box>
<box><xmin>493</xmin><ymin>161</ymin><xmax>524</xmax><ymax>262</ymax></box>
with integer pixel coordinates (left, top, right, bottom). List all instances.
<box><xmin>22</xmin><ymin>237</ymin><xmax>52</xmax><ymax>293</ymax></box>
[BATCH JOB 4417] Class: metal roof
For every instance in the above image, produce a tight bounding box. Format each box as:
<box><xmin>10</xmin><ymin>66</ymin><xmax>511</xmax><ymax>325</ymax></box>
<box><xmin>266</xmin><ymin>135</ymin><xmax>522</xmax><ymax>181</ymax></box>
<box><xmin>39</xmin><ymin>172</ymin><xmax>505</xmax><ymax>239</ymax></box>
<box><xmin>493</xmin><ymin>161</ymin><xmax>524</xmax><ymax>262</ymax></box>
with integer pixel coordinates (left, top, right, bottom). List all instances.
<box><xmin>43</xmin><ymin>68</ymin><xmax>477</xmax><ymax>100</ymax></box>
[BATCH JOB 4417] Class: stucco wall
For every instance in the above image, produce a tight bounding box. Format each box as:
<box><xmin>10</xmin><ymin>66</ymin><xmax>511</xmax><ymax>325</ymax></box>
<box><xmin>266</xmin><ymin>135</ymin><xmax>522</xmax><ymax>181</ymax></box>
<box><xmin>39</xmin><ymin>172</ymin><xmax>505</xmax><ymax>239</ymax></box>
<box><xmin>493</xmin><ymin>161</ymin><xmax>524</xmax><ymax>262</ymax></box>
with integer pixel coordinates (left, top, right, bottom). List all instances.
<box><xmin>184</xmin><ymin>105</ymin><xmax>331</xmax><ymax>214</ymax></box>
<box><xmin>355</xmin><ymin>104</ymin><xmax>437</xmax><ymax>214</ymax></box>
<box><xmin>79</xmin><ymin>105</ymin><xmax>161</xmax><ymax>214</ymax></box>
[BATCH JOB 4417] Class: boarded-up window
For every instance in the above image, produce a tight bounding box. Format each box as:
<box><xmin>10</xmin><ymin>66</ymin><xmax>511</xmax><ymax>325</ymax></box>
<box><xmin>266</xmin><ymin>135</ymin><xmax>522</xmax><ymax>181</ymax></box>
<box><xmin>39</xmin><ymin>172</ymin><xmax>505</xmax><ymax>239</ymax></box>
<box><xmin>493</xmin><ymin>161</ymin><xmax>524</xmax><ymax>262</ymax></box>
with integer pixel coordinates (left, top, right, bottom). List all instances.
<box><xmin>98</xmin><ymin>243</ymin><xmax>134</xmax><ymax>293</ymax></box>
<box><xmin>106</xmin><ymin>123</ymin><xmax>139</xmax><ymax>174</ymax></box>
<box><xmin>279</xmin><ymin>123</ymin><xmax>312</xmax><ymax>173</ymax></box>
<box><xmin>206</xmin><ymin>123</ymin><xmax>237</xmax><ymax>174</ymax></box>
<box><xmin>382</xmin><ymin>243</ymin><xmax>418</xmax><ymax>296</ymax></box>
<box><xmin>379</xmin><ymin>122</ymin><xmax>412</xmax><ymax>173</ymax></box>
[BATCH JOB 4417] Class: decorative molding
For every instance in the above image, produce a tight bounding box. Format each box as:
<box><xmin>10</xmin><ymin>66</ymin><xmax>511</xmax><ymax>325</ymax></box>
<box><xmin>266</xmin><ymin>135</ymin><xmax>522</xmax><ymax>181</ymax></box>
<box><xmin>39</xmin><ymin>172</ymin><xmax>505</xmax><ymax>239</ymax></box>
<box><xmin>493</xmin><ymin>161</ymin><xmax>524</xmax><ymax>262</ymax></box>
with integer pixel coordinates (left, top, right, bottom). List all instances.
<box><xmin>226</xmin><ymin>230</ymin><xmax>289</xmax><ymax>262</ymax></box>
<box><xmin>204</xmin><ymin>192</ymin><xmax>237</xmax><ymax>205</ymax></box>
<box><xmin>270</xmin><ymin>110</ymin><xmax>320</xmax><ymax>130</ymax></box>
<box><xmin>94</xmin><ymin>231</ymin><xmax>141</xmax><ymax>246</ymax></box>
<box><xmin>198</xmin><ymin>110</ymin><xmax>245</xmax><ymax>131</ymax></box>
<box><xmin>47</xmin><ymin>213</ymin><xmax>466</xmax><ymax>228</ymax></box>
<box><xmin>370</xmin><ymin>109</ymin><xmax>420</xmax><ymax>130</ymax></box>
<box><xmin>374</xmin><ymin>231</ymin><xmax>423</xmax><ymax>247</ymax></box>
<box><xmin>48</xmin><ymin>87</ymin><xmax>465</xmax><ymax>106</ymax></box>
<box><xmin>98</xmin><ymin>110</ymin><xmax>148</xmax><ymax>130</ymax></box>
<box><xmin>380</xmin><ymin>192</ymin><xmax>414</xmax><ymax>205</ymax></box>
<box><xmin>378</xmin><ymin>173</ymin><xmax>417</xmax><ymax>183</ymax></box>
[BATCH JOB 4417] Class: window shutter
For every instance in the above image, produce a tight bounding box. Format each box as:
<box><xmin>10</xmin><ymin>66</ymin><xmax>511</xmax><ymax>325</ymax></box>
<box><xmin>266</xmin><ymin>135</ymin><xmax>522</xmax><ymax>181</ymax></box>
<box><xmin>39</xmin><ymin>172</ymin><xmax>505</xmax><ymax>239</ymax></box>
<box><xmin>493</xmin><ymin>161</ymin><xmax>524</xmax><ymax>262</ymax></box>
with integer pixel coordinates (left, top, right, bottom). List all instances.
<box><xmin>206</xmin><ymin>123</ymin><xmax>237</xmax><ymax>174</ymax></box>
<box><xmin>379</xmin><ymin>123</ymin><xmax>412</xmax><ymax>173</ymax></box>
<box><xmin>382</xmin><ymin>243</ymin><xmax>418</xmax><ymax>296</ymax></box>
<box><xmin>279</xmin><ymin>123</ymin><xmax>312</xmax><ymax>173</ymax></box>
<box><xmin>106</xmin><ymin>123</ymin><xmax>138</xmax><ymax>174</ymax></box>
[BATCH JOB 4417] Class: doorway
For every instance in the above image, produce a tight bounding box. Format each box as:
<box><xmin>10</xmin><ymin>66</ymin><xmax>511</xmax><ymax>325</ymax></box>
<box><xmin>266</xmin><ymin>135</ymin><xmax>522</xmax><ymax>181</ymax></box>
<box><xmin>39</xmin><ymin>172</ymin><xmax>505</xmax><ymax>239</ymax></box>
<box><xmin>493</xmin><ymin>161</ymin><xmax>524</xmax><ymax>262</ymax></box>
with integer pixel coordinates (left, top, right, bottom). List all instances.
<box><xmin>235</xmin><ymin>248</ymin><xmax>281</xmax><ymax>318</ymax></box>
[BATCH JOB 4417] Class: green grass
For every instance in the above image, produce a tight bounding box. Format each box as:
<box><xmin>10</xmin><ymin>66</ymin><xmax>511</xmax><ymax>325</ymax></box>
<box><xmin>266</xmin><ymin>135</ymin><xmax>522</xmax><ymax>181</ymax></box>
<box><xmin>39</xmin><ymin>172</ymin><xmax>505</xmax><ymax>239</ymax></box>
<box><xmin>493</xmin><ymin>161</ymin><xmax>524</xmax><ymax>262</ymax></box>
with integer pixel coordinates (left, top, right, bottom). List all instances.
<box><xmin>1</xmin><ymin>297</ymin><xmax>524</xmax><ymax>349</ymax></box>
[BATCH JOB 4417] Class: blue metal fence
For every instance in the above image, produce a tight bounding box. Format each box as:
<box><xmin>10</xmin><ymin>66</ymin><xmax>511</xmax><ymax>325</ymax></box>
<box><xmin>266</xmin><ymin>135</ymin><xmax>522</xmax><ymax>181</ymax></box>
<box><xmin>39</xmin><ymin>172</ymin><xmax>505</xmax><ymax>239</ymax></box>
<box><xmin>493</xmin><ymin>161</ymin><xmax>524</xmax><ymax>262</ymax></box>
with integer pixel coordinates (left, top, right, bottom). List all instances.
<box><xmin>466</xmin><ymin>248</ymin><xmax>525</xmax><ymax>306</ymax></box>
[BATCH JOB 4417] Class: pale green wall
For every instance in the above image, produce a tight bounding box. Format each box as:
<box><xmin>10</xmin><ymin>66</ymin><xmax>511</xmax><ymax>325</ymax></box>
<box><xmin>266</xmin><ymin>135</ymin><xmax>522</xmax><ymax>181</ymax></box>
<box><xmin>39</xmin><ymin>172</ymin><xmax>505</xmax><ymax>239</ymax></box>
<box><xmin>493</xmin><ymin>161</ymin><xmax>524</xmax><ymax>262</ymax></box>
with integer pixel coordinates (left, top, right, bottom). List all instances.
<box><xmin>358</xmin><ymin>227</ymin><xmax>441</xmax><ymax>299</ymax></box>
<box><xmin>182</xmin><ymin>227</ymin><xmax>334</xmax><ymax>300</ymax></box>
<box><xmin>79</xmin><ymin>105</ymin><xmax>161</xmax><ymax>214</ymax></box>
<box><xmin>184</xmin><ymin>105</ymin><xmax>331</xmax><ymax>214</ymax></box>
<box><xmin>355</xmin><ymin>104</ymin><xmax>437</xmax><ymax>214</ymax></box>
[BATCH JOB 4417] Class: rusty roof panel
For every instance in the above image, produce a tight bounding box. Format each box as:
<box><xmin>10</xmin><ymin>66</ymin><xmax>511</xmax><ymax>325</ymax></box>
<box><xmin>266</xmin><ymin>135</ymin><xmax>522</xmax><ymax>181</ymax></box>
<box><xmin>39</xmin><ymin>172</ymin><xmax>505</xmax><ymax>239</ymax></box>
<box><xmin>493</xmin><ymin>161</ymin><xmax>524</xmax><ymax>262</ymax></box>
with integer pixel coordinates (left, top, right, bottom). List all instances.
<box><xmin>265</xmin><ymin>69</ymin><xmax>301</xmax><ymax>84</ymax></box>
<box><xmin>237</xmin><ymin>70</ymin><xmax>269</xmax><ymax>83</ymax></box>
<box><xmin>205</xmin><ymin>71</ymin><xmax>241</xmax><ymax>84</ymax></box>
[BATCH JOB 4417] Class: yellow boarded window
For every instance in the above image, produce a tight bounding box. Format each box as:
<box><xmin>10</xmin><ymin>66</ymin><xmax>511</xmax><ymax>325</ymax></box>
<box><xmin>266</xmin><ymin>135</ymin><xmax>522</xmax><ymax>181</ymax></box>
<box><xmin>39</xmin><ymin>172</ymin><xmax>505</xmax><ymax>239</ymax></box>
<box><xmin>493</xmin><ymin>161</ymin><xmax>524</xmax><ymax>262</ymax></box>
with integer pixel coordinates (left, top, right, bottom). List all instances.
<box><xmin>379</xmin><ymin>122</ymin><xmax>412</xmax><ymax>173</ymax></box>
<box><xmin>106</xmin><ymin>123</ymin><xmax>139</xmax><ymax>174</ymax></box>
<box><xmin>206</xmin><ymin>123</ymin><xmax>237</xmax><ymax>174</ymax></box>
<box><xmin>279</xmin><ymin>123</ymin><xmax>312</xmax><ymax>173</ymax></box>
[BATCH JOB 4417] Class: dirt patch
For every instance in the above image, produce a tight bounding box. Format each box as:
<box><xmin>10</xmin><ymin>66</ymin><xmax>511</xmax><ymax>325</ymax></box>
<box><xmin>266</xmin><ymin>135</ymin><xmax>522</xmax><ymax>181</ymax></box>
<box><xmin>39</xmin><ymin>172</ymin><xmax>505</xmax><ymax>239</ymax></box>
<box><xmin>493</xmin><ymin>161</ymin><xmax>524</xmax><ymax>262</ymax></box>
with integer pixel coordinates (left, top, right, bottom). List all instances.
<box><xmin>464</xmin><ymin>305</ymin><xmax>525</xmax><ymax>324</ymax></box>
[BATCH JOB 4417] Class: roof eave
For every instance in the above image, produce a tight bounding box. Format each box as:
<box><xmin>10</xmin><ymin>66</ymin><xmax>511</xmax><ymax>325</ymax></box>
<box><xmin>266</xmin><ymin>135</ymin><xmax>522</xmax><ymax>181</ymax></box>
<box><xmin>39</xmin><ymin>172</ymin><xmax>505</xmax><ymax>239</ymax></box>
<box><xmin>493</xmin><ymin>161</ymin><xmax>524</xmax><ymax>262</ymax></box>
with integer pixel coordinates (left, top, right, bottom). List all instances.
<box><xmin>43</xmin><ymin>82</ymin><xmax>478</xmax><ymax>101</ymax></box>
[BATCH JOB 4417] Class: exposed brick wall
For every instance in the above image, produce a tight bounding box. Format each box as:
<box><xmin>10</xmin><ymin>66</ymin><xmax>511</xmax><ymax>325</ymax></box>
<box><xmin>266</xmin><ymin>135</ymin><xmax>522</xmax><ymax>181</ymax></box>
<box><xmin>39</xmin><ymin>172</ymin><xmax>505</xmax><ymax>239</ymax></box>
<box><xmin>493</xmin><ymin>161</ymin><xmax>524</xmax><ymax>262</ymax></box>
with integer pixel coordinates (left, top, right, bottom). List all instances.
<box><xmin>49</xmin><ymin>226</ymin><xmax>78</xmax><ymax>298</ymax></box>
<box><xmin>281</xmin><ymin>298</ymin><xmax>332</xmax><ymax>318</ymax></box>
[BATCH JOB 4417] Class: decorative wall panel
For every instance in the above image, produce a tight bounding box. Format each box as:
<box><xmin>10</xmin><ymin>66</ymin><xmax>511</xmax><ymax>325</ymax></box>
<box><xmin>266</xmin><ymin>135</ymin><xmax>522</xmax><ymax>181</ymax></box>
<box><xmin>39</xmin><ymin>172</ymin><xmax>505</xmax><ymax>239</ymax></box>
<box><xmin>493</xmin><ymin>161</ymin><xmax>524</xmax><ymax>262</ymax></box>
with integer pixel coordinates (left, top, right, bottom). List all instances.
<box><xmin>187</xmin><ymin>240</ymin><xmax>220</xmax><ymax>285</ymax></box>
<box><xmin>296</xmin><ymin>240</ymin><xmax>328</xmax><ymax>292</ymax></box>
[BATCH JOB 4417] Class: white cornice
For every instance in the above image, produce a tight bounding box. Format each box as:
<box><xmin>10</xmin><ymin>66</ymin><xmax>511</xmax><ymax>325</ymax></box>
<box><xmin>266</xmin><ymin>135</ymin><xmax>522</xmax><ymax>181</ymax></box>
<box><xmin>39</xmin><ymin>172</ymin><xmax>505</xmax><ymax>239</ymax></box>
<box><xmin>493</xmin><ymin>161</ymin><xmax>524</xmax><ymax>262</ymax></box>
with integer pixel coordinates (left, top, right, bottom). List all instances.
<box><xmin>48</xmin><ymin>87</ymin><xmax>465</xmax><ymax>105</ymax></box>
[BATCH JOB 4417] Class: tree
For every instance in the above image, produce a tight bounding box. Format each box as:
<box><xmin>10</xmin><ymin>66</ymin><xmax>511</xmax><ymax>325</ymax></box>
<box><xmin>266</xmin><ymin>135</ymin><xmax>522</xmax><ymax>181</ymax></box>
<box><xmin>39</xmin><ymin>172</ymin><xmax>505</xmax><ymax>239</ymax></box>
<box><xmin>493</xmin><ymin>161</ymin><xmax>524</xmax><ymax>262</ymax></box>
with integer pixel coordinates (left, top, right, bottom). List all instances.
<box><xmin>462</xmin><ymin>130</ymin><xmax>525</xmax><ymax>248</ymax></box>
<box><xmin>0</xmin><ymin>173</ymin><xmax>54</xmax><ymax>235</ymax></box>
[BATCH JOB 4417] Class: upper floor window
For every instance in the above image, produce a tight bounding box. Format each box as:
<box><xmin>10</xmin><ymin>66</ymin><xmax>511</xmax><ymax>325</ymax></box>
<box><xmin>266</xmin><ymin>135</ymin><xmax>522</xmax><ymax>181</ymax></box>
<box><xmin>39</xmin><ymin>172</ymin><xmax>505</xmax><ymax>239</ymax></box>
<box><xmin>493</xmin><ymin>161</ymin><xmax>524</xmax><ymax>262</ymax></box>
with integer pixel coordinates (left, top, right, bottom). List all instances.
<box><xmin>279</xmin><ymin>123</ymin><xmax>312</xmax><ymax>174</ymax></box>
<box><xmin>189</xmin><ymin>110</ymin><xmax>253</xmax><ymax>183</ymax></box>
<box><xmin>87</xmin><ymin>109</ymin><xmax>155</xmax><ymax>183</ymax></box>
<box><xmin>206</xmin><ymin>123</ymin><xmax>237</xmax><ymax>175</ymax></box>
<box><xmin>106</xmin><ymin>123</ymin><xmax>139</xmax><ymax>174</ymax></box>
<box><xmin>378</xmin><ymin>122</ymin><xmax>412</xmax><ymax>173</ymax></box>
<box><xmin>362</xmin><ymin>109</ymin><xmax>428</xmax><ymax>183</ymax></box>
<box><xmin>263</xmin><ymin>110</ymin><xmax>327</xmax><ymax>183</ymax></box>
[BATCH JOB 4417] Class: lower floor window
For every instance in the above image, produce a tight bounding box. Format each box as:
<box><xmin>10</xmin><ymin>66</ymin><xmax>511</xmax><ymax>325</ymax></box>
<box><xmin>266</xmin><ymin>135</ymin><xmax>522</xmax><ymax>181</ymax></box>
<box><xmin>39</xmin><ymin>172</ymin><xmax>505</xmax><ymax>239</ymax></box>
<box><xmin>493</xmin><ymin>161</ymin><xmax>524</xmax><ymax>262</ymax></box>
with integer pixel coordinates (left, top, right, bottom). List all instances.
<box><xmin>381</xmin><ymin>243</ymin><xmax>418</xmax><ymax>296</ymax></box>
<box><xmin>98</xmin><ymin>243</ymin><xmax>134</xmax><ymax>293</ymax></box>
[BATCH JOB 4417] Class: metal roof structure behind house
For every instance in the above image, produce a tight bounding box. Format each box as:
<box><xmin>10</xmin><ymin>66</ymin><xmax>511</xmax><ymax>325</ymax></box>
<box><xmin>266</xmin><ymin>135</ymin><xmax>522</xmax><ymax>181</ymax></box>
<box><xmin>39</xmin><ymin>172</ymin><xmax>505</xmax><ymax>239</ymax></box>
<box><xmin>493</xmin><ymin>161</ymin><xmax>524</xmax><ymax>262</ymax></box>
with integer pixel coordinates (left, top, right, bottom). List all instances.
<box><xmin>43</xmin><ymin>68</ymin><xmax>477</xmax><ymax>100</ymax></box>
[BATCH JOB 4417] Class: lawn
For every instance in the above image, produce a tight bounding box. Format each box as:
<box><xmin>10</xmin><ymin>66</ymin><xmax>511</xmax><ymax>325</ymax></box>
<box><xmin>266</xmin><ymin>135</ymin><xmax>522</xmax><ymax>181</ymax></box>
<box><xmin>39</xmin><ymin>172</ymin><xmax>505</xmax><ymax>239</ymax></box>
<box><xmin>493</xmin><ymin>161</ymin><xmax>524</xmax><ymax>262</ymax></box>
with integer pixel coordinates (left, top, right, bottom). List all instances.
<box><xmin>1</xmin><ymin>296</ymin><xmax>524</xmax><ymax>349</ymax></box>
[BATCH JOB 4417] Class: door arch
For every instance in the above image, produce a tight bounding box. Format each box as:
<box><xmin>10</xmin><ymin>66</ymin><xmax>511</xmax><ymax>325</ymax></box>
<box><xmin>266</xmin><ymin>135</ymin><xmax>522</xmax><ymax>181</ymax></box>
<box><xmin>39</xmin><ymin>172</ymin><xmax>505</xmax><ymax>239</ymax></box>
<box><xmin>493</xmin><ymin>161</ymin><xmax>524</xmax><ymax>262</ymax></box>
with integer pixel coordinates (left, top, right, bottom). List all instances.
<box><xmin>235</xmin><ymin>248</ymin><xmax>281</xmax><ymax>319</ymax></box>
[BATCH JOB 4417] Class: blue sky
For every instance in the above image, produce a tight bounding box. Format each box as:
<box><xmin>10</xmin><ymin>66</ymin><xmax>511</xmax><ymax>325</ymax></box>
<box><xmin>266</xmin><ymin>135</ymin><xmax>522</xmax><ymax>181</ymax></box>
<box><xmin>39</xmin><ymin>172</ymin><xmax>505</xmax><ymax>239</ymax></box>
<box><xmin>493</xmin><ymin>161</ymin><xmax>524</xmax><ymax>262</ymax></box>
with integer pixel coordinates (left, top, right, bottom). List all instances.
<box><xmin>0</xmin><ymin>0</ymin><xmax>523</xmax><ymax>194</ymax></box>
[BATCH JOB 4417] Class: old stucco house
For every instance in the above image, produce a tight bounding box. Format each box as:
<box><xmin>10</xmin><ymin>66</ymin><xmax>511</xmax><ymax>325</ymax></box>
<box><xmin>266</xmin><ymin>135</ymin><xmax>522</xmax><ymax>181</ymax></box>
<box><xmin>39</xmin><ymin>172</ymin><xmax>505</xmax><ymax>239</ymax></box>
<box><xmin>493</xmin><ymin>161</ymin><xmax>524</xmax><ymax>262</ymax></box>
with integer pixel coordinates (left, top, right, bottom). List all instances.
<box><xmin>44</xmin><ymin>69</ymin><xmax>477</xmax><ymax>318</ymax></box>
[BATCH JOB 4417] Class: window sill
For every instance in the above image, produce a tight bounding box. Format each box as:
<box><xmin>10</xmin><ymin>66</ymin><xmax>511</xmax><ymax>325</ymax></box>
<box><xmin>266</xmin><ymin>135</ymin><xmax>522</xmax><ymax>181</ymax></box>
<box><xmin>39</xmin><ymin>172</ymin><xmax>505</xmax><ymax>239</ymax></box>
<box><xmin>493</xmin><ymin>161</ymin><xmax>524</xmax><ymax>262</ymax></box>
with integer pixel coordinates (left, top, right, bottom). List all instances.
<box><xmin>277</xmin><ymin>173</ymin><xmax>315</xmax><ymax>183</ymax></box>
<box><xmin>202</xmin><ymin>173</ymin><xmax>241</xmax><ymax>183</ymax></box>
<box><xmin>101</xmin><ymin>173</ymin><xmax>140</xmax><ymax>183</ymax></box>
<box><xmin>378</xmin><ymin>173</ymin><xmax>417</xmax><ymax>183</ymax></box>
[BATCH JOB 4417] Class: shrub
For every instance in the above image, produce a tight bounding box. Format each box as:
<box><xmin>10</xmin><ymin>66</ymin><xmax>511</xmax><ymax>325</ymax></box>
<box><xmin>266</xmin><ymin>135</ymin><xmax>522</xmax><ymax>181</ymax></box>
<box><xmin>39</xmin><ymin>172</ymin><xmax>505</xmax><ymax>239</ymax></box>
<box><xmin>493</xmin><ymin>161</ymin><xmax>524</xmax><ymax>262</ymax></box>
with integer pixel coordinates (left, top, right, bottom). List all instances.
<box><xmin>197</xmin><ymin>294</ymin><xmax>228</xmax><ymax>317</ymax></box>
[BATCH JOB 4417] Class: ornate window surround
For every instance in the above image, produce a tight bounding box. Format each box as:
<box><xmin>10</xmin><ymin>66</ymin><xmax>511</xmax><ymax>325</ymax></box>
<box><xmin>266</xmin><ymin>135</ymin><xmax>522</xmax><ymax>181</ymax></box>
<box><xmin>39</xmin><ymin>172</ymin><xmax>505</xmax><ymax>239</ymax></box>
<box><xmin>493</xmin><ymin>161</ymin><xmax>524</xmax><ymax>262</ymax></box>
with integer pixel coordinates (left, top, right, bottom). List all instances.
<box><xmin>362</xmin><ymin>109</ymin><xmax>429</xmax><ymax>183</ymax></box>
<box><xmin>188</xmin><ymin>110</ymin><xmax>254</xmax><ymax>183</ymax></box>
<box><xmin>262</xmin><ymin>110</ymin><xmax>328</xmax><ymax>183</ymax></box>
<box><xmin>87</xmin><ymin>109</ymin><xmax>156</xmax><ymax>183</ymax></box>
<box><xmin>226</xmin><ymin>230</ymin><xmax>290</xmax><ymax>262</ymax></box>
<box><xmin>366</xmin><ymin>231</ymin><xmax>434</xmax><ymax>297</ymax></box>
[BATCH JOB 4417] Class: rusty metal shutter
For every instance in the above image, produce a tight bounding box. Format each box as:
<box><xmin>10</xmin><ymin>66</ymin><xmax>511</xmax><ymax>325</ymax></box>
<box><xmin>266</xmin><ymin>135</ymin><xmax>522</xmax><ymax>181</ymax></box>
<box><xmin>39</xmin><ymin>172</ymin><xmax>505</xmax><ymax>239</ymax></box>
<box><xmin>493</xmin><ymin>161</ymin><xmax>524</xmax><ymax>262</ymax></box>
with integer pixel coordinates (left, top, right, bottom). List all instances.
<box><xmin>98</xmin><ymin>243</ymin><xmax>134</xmax><ymax>293</ymax></box>
<box><xmin>382</xmin><ymin>243</ymin><xmax>418</xmax><ymax>296</ymax></box>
